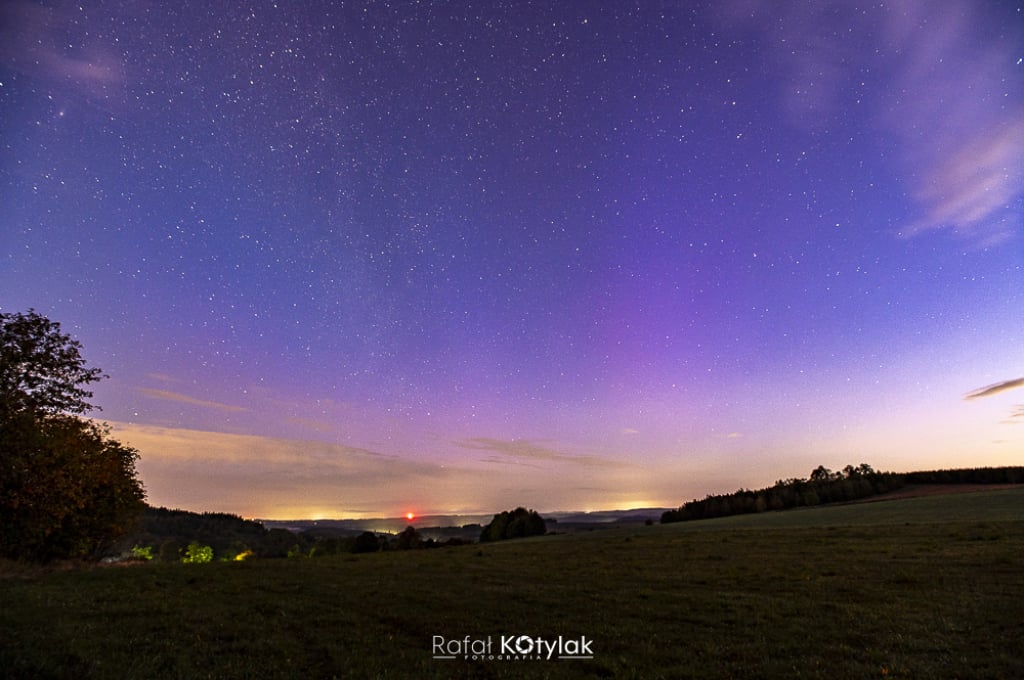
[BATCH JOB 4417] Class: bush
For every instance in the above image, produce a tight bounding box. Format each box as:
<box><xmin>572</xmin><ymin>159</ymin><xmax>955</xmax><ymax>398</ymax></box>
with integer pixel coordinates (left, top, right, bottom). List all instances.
<box><xmin>183</xmin><ymin>542</ymin><xmax>214</xmax><ymax>564</ymax></box>
<box><xmin>396</xmin><ymin>526</ymin><xmax>422</xmax><ymax>550</ymax></box>
<box><xmin>131</xmin><ymin>545</ymin><xmax>154</xmax><ymax>561</ymax></box>
<box><xmin>1</xmin><ymin>414</ymin><xmax>145</xmax><ymax>560</ymax></box>
<box><xmin>480</xmin><ymin>507</ymin><xmax>547</xmax><ymax>542</ymax></box>
<box><xmin>351</xmin><ymin>531</ymin><xmax>380</xmax><ymax>553</ymax></box>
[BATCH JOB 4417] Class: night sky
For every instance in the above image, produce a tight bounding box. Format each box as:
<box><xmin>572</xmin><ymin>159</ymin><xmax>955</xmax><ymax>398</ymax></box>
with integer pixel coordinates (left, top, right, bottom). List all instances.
<box><xmin>2</xmin><ymin>0</ymin><xmax>1022</xmax><ymax>519</ymax></box>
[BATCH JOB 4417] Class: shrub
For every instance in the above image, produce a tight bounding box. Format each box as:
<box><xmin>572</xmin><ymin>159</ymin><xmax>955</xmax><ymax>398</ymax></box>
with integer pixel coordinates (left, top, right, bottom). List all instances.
<box><xmin>480</xmin><ymin>507</ymin><xmax>547</xmax><ymax>542</ymax></box>
<box><xmin>183</xmin><ymin>542</ymin><xmax>213</xmax><ymax>564</ymax></box>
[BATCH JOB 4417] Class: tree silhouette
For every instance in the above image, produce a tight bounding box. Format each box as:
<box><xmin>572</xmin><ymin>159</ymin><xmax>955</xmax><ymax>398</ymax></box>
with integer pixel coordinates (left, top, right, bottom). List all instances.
<box><xmin>0</xmin><ymin>311</ymin><xmax>145</xmax><ymax>561</ymax></box>
<box><xmin>351</xmin><ymin>531</ymin><xmax>381</xmax><ymax>553</ymax></box>
<box><xmin>0</xmin><ymin>310</ymin><xmax>105</xmax><ymax>419</ymax></box>
<box><xmin>480</xmin><ymin>507</ymin><xmax>547</xmax><ymax>542</ymax></box>
<box><xmin>396</xmin><ymin>525</ymin><xmax>422</xmax><ymax>550</ymax></box>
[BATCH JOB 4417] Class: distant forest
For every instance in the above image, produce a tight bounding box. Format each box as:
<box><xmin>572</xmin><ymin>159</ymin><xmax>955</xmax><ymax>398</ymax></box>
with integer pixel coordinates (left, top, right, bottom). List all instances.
<box><xmin>117</xmin><ymin>507</ymin><xmax>478</xmax><ymax>562</ymax></box>
<box><xmin>660</xmin><ymin>464</ymin><xmax>1024</xmax><ymax>524</ymax></box>
<box><xmin>122</xmin><ymin>507</ymin><xmax>287</xmax><ymax>561</ymax></box>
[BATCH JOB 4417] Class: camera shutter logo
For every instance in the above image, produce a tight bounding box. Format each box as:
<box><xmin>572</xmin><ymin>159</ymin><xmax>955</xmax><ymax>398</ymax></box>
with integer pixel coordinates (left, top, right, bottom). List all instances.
<box><xmin>513</xmin><ymin>635</ymin><xmax>534</xmax><ymax>655</ymax></box>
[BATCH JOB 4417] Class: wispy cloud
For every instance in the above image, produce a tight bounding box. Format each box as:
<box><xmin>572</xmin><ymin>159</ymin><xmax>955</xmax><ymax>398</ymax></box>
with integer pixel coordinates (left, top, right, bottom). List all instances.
<box><xmin>109</xmin><ymin>423</ymin><xmax>650</xmax><ymax>518</ymax></box>
<box><xmin>716</xmin><ymin>0</ymin><xmax>1024</xmax><ymax>245</ymax></box>
<box><xmin>286</xmin><ymin>416</ymin><xmax>338</xmax><ymax>434</ymax></box>
<box><xmin>965</xmin><ymin>378</ymin><xmax>1024</xmax><ymax>427</ymax></box>
<box><xmin>454</xmin><ymin>437</ymin><xmax>627</xmax><ymax>468</ymax></box>
<box><xmin>109</xmin><ymin>422</ymin><xmax>448</xmax><ymax>517</ymax></box>
<box><xmin>476</xmin><ymin>456</ymin><xmax>546</xmax><ymax>469</ymax></box>
<box><xmin>0</xmin><ymin>2</ymin><xmax>125</xmax><ymax>94</ymax></box>
<box><xmin>874</xmin><ymin>3</ymin><xmax>1023</xmax><ymax>244</ymax></box>
<box><xmin>139</xmin><ymin>388</ymin><xmax>248</xmax><ymax>413</ymax></box>
<box><xmin>903</xmin><ymin>123</ymin><xmax>1024</xmax><ymax>246</ymax></box>
<box><xmin>964</xmin><ymin>378</ymin><xmax>1024</xmax><ymax>400</ymax></box>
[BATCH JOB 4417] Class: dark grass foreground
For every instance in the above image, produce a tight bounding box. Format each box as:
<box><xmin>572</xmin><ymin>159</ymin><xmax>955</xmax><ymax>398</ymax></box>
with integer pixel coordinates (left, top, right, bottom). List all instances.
<box><xmin>2</xmin><ymin>489</ymin><xmax>1022</xmax><ymax>679</ymax></box>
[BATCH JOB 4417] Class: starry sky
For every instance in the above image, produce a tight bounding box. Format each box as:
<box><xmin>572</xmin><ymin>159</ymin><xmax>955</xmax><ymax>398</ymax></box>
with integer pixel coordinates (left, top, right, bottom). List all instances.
<box><xmin>2</xmin><ymin>0</ymin><xmax>1022</xmax><ymax>519</ymax></box>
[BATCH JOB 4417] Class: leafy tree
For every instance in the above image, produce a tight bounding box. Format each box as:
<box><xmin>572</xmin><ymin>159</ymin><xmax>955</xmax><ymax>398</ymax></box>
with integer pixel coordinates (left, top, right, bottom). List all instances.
<box><xmin>0</xmin><ymin>310</ymin><xmax>105</xmax><ymax>419</ymax></box>
<box><xmin>0</xmin><ymin>311</ymin><xmax>145</xmax><ymax>561</ymax></box>
<box><xmin>1</xmin><ymin>412</ymin><xmax>145</xmax><ymax>560</ymax></box>
<box><xmin>809</xmin><ymin>465</ymin><xmax>835</xmax><ymax>482</ymax></box>
<box><xmin>480</xmin><ymin>507</ymin><xmax>546</xmax><ymax>542</ymax></box>
<box><xmin>351</xmin><ymin>531</ymin><xmax>381</xmax><ymax>553</ymax></box>
<box><xmin>396</xmin><ymin>525</ymin><xmax>422</xmax><ymax>550</ymax></box>
<box><xmin>158</xmin><ymin>539</ymin><xmax>183</xmax><ymax>563</ymax></box>
<box><xmin>259</xmin><ymin>527</ymin><xmax>304</xmax><ymax>558</ymax></box>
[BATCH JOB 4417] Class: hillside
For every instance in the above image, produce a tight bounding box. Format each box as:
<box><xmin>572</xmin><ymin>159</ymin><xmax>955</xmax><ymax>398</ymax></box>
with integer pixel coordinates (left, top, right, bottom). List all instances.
<box><xmin>661</xmin><ymin>464</ymin><xmax>1023</xmax><ymax>524</ymax></box>
<box><xmin>107</xmin><ymin>467</ymin><xmax>1023</xmax><ymax>564</ymax></box>
<box><xmin>2</xmin><ymin>488</ymin><xmax>1022</xmax><ymax>678</ymax></box>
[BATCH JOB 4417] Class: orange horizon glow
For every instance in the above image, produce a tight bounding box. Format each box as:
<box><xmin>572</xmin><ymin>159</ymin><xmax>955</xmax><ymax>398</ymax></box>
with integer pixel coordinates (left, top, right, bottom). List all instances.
<box><xmin>406</xmin><ymin>512</ymin><xmax>415</xmax><ymax>521</ymax></box>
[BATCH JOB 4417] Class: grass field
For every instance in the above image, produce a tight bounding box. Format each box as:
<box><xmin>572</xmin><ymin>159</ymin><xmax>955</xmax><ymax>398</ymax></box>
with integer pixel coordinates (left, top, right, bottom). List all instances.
<box><xmin>2</xmin><ymin>488</ymin><xmax>1022</xmax><ymax>679</ymax></box>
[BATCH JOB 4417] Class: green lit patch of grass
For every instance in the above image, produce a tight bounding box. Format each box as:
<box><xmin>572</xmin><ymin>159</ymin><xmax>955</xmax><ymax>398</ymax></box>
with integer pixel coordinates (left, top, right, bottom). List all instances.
<box><xmin>1</xmin><ymin>490</ymin><xmax>1022</xmax><ymax>679</ymax></box>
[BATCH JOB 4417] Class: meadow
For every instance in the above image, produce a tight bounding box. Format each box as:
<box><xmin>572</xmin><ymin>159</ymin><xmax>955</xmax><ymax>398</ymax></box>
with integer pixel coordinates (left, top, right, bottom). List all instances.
<box><xmin>2</xmin><ymin>488</ymin><xmax>1022</xmax><ymax>679</ymax></box>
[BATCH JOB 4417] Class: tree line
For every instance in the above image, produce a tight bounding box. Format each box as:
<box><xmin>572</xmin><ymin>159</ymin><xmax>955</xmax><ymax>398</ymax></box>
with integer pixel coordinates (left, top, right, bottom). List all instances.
<box><xmin>661</xmin><ymin>463</ymin><xmax>1024</xmax><ymax>524</ymax></box>
<box><xmin>119</xmin><ymin>506</ymin><xmax>274</xmax><ymax>561</ymax></box>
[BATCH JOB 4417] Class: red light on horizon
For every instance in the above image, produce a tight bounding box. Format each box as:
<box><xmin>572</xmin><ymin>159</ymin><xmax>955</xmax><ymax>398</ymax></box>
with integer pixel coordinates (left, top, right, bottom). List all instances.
<box><xmin>406</xmin><ymin>512</ymin><xmax>415</xmax><ymax>521</ymax></box>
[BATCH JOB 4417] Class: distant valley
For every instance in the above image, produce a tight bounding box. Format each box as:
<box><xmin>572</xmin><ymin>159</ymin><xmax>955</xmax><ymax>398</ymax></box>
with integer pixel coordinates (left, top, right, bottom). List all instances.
<box><xmin>262</xmin><ymin>507</ymin><xmax>669</xmax><ymax>538</ymax></box>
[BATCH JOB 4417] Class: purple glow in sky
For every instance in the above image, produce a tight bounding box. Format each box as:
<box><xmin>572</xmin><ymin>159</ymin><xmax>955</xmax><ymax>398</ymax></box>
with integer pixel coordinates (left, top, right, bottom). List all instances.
<box><xmin>2</xmin><ymin>0</ymin><xmax>1022</xmax><ymax>518</ymax></box>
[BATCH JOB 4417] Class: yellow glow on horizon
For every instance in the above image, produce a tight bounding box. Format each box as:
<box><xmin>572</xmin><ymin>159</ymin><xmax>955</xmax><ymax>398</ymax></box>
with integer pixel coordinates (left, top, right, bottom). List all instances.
<box><xmin>614</xmin><ymin>499</ymin><xmax>659</xmax><ymax>510</ymax></box>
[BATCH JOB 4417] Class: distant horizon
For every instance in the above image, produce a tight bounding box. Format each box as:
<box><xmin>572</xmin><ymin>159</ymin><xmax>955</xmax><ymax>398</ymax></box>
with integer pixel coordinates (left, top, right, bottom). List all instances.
<box><xmin>138</xmin><ymin>462</ymin><xmax>1020</xmax><ymax>523</ymax></box>
<box><xmin>149</xmin><ymin>500</ymin><xmax>675</xmax><ymax>524</ymax></box>
<box><xmin>255</xmin><ymin>506</ymin><xmax>671</xmax><ymax>523</ymax></box>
